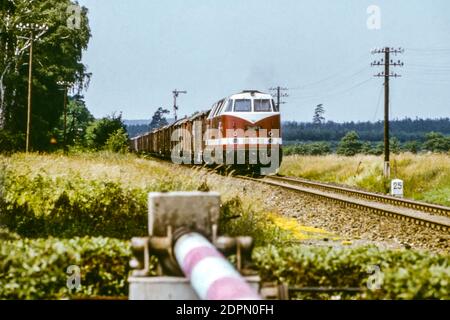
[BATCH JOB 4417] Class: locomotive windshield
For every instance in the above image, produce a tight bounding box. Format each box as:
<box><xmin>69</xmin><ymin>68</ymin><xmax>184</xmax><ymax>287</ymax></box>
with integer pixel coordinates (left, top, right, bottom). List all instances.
<box><xmin>254</xmin><ymin>99</ymin><xmax>272</xmax><ymax>112</ymax></box>
<box><xmin>234</xmin><ymin>99</ymin><xmax>251</xmax><ymax>112</ymax></box>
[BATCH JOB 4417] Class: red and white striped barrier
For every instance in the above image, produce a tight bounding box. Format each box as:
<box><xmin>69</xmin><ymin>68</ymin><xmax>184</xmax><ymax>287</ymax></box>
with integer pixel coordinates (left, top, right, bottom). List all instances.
<box><xmin>174</xmin><ymin>232</ymin><xmax>261</xmax><ymax>300</ymax></box>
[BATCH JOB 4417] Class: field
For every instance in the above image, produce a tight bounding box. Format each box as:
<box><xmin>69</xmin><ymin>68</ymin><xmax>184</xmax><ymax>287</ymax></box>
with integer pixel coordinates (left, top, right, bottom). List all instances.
<box><xmin>279</xmin><ymin>153</ymin><xmax>450</xmax><ymax>206</ymax></box>
<box><xmin>0</xmin><ymin>152</ymin><xmax>449</xmax><ymax>299</ymax></box>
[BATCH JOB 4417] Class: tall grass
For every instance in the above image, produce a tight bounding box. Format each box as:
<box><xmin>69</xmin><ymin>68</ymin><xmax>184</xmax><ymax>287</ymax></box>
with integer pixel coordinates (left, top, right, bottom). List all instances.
<box><xmin>0</xmin><ymin>152</ymin><xmax>288</xmax><ymax>244</ymax></box>
<box><xmin>279</xmin><ymin>153</ymin><xmax>450</xmax><ymax>206</ymax></box>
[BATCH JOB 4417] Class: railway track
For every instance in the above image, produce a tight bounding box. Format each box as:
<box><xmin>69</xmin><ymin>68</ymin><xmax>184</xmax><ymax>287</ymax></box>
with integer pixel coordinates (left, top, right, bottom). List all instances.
<box><xmin>237</xmin><ymin>175</ymin><xmax>450</xmax><ymax>232</ymax></box>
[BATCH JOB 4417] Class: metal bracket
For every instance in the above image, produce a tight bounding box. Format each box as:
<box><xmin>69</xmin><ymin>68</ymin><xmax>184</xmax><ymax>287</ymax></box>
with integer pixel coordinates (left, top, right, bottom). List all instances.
<box><xmin>130</xmin><ymin>192</ymin><xmax>256</xmax><ymax>276</ymax></box>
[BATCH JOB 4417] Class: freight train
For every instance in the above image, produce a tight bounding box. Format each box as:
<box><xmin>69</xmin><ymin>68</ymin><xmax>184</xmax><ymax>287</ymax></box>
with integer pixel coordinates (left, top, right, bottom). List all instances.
<box><xmin>130</xmin><ymin>90</ymin><xmax>282</xmax><ymax>174</ymax></box>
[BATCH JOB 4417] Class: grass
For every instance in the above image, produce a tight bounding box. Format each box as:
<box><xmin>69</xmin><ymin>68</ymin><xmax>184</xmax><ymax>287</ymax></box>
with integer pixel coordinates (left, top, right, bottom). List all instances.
<box><xmin>279</xmin><ymin>153</ymin><xmax>450</xmax><ymax>206</ymax></box>
<box><xmin>0</xmin><ymin>152</ymin><xmax>290</xmax><ymax>244</ymax></box>
<box><xmin>0</xmin><ymin>152</ymin><xmax>448</xmax><ymax>299</ymax></box>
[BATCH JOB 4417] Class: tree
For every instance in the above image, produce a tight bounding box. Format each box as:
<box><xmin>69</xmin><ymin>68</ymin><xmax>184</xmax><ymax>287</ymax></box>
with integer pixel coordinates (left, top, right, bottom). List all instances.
<box><xmin>53</xmin><ymin>95</ymin><xmax>94</xmax><ymax>146</ymax></box>
<box><xmin>0</xmin><ymin>130</ymin><xmax>23</xmax><ymax>152</ymax></box>
<box><xmin>85</xmin><ymin>113</ymin><xmax>127</xmax><ymax>150</ymax></box>
<box><xmin>150</xmin><ymin>107</ymin><xmax>170</xmax><ymax>130</ymax></box>
<box><xmin>361</xmin><ymin>141</ymin><xmax>372</xmax><ymax>155</ymax></box>
<box><xmin>105</xmin><ymin>128</ymin><xmax>129</xmax><ymax>153</ymax></box>
<box><xmin>403</xmin><ymin>140</ymin><xmax>421</xmax><ymax>154</ymax></box>
<box><xmin>390</xmin><ymin>137</ymin><xmax>401</xmax><ymax>154</ymax></box>
<box><xmin>0</xmin><ymin>0</ymin><xmax>91</xmax><ymax>150</ymax></box>
<box><xmin>371</xmin><ymin>142</ymin><xmax>384</xmax><ymax>155</ymax></box>
<box><xmin>312</xmin><ymin>104</ymin><xmax>325</xmax><ymax>125</ymax></box>
<box><xmin>337</xmin><ymin>131</ymin><xmax>363</xmax><ymax>156</ymax></box>
<box><xmin>423</xmin><ymin>132</ymin><xmax>450</xmax><ymax>153</ymax></box>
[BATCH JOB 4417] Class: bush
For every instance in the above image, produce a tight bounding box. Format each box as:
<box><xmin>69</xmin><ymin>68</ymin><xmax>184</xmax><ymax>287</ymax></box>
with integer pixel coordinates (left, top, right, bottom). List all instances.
<box><xmin>85</xmin><ymin>113</ymin><xmax>126</xmax><ymax>150</ymax></box>
<box><xmin>0</xmin><ymin>130</ymin><xmax>24</xmax><ymax>153</ymax></box>
<box><xmin>105</xmin><ymin>128</ymin><xmax>129</xmax><ymax>153</ymax></box>
<box><xmin>283</xmin><ymin>142</ymin><xmax>331</xmax><ymax>156</ymax></box>
<box><xmin>423</xmin><ymin>132</ymin><xmax>450</xmax><ymax>153</ymax></box>
<box><xmin>0</xmin><ymin>170</ymin><xmax>148</xmax><ymax>238</ymax></box>
<box><xmin>219</xmin><ymin>196</ymin><xmax>289</xmax><ymax>246</ymax></box>
<box><xmin>0</xmin><ymin>237</ymin><xmax>133</xmax><ymax>299</ymax></box>
<box><xmin>254</xmin><ymin>245</ymin><xmax>450</xmax><ymax>300</ymax></box>
<box><xmin>390</xmin><ymin>137</ymin><xmax>401</xmax><ymax>154</ymax></box>
<box><xmin>403</xmin><ymin>140</ymin><xmax>421</xmax><ymax>154</ymax></box>
<box><xmin>337</xmin><ymin>131</ymin><xmax>363</xmax><ymax>156</ymax></box>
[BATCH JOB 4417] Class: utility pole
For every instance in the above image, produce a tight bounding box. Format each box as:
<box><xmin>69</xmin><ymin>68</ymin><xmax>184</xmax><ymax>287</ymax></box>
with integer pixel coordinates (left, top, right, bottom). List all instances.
<box><xmin>26</xmin><ymin>30</ymin><xmax>34</xmax><ymax>153</ymax></box>
<box><xmin>269</xmin><ymin>86</ymin><xmax>288</xmax><ymax>110</ymax></box>
<box><xmin>16</xmin><ymin>23</ymin><xmax>49</xmax><ymax>153</ymax></box>
<box><xmin>172</xmin><ymin>89</ymin><xmax>187</xmax><ymax>122</ymax></box>
<box><xmin>57</xmin><ymin>81</ymin><xmax>73</xmax><ymax>153</ymax></box>
<box><xmin>371</xmin><ymin>47</ymin><xmax>404</xmax><ymax>178</ymax></box>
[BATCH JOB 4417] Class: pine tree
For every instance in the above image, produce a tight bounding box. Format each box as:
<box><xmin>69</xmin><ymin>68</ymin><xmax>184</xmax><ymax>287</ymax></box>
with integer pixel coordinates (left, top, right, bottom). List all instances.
<box><xmin>313</xmin><ymin>104</ymin><xmax>325</xmax><ymax>125</ymax></box>
<box><xmin>337</xmin><ymin>131</ymin><xmax>363</xmax><ymax>156</ymax></box>
<box><xmin>150</xmin><ymin>107</ymin><xmax>170</xmax><ymax>130</ymax></box>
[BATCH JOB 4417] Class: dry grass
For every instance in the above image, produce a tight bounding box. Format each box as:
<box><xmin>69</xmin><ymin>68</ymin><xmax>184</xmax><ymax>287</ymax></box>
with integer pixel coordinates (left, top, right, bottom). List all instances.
<box><xmin>0</xmin><ymin>152</ymin><xmax>299</xmax><ymax>244</ymax></box>
<box><xmin>279</xmin><ymin>153</ymin><xmax>450</xmax><ymax>206</ymax></box>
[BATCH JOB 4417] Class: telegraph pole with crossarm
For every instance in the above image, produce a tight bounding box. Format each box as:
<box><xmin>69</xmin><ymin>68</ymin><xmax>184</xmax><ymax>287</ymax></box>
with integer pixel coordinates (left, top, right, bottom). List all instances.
<box><xmin>269</xmin><ymin>86</ymin><xmax>288</xmax><ymax>110</ymax></box>
<box><xmin>371</xmin><ymin>47</ymin><xmax>404</xmax><ymax>178</ymax></box>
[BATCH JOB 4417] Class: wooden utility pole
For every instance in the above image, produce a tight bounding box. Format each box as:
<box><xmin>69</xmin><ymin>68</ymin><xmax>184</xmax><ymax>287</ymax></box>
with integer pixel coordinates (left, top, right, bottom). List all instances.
<box><xmin>383</xmin><ymin>48</ymin><xmax>390</xmax><ymax>177</ymax></box>
<box><xmin>371</xmin><ymin>47</ymin><xmax>404</xmax><ymax>178</ymax></box>
<box><xmin>63</xmin><ymin>87</ymin><xmax>67</xmax><ymax>150</ymax></box>
<box><xmin>25</xmin><ymin>31</ymin><xmax>33</xmax><ymax>153</ymax></box>
<box><xmin>16</xmin><ymin>23</ymin><xmax>48</xmax><ymax>153</ymax></box>
<box><xmin>269</xmin><ymin>86</ymin><xmax>288</xmax><ymax>110</ymax></box>
<box><xmin>57</xmin><ymin>81</ymin><xmax>73</xmax><ymax>153</ymax></box>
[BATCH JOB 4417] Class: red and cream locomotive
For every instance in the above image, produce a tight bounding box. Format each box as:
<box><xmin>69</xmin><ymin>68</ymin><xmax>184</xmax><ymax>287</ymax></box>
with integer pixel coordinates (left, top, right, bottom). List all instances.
<box><xmin>131</xmin><ymin>90</ymin><xmax>282</xmax><ymax>174</ymax></box>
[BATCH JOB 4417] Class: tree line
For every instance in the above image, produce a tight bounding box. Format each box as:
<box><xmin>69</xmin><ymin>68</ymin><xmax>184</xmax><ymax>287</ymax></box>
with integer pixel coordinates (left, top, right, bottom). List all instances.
<box><xmin>283</xmin><ymin>118</ymin><xmax>450</xmax><ymax>142</ymax></box>
<box><xmin>284</xmin><ymin>131</ymin><xmax>450</xmax><ymax>156</ymax></box>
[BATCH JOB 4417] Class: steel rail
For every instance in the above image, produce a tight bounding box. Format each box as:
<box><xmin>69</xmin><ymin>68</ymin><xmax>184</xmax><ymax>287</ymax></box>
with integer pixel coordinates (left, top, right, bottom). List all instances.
<box><xmin>237</xmin><ymin>175</ymin><xmax>450</xmax><ymax>232</ymax></box>
<box><xmin>267</xmin><ymin>175</ymin><xmax>450</xmax><ymax>217</ymax></box>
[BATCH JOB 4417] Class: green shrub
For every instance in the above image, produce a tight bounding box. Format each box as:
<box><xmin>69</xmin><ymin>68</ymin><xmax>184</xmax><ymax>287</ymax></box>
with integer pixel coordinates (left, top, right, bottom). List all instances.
<box><xmin>0</xmin><ymin>237</ymin><xmax>134</xmax><ymax>299</ymax></box>
<box><xmin>423</xmin><ymin>132</ymin><xmax>450</xmax><ymax>153</ymax></box>
<box><xmin>0</xmin><ymin>130</ymin><xmax>24</xmax><ymax>153</ymax></box>
<box><xmin>105</xmin><ymin>128</ymin><xmax>129</xmax><ymax>153</ymax></box>
<box><xmin>254</xmin><ymin>245</ymin><xmax>450</xmax><ymax>300</ymax></box>
<box><xmin>283</xmin><ymin>142</ymin><xmax>331</xmax><ymax>156</ymax></box>
<box><xmin>0</xmin><ymin>170</ymin><xmax>148</xmax><ymax>238</ymax></box>
<box><xmin>219</xmin><ymin>196</ymin><xmax>290</xmax><ymax>246</ymax></box>
<box><xmin>403</xmin><ymin>140</ymin><xmax>421</xmax><ymax>154</ymax></box>
<box><xmin>85</xmin><ymin>114</ymin><xmax>126</xmax><ymax>150</ymax></box>
<box><xmin>337</xmin><ymin>131</ymin><xmax>363</xmax><ymax>156</ymax></box>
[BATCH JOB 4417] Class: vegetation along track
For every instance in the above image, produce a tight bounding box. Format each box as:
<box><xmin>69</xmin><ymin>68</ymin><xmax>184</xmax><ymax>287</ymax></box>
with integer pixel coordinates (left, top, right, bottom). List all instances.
<box><xmin>237</xmin><ymin>175</ymin><xmax>450</xmax><ymax>233</ymax></box>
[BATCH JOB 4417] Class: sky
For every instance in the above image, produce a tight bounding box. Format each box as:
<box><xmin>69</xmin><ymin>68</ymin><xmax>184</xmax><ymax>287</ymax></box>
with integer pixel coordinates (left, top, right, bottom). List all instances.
<box><xmin>77</xmin><ymin>0</ymin><xmax>450</xmax><ymax>122</ymax></box>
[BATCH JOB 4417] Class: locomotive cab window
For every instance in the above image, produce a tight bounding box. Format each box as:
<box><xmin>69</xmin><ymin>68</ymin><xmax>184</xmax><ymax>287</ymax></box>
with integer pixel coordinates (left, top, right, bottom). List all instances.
<box><xmin>209</xmin><ymin>103</ymin><xmax>218</xmax><ymax>119</ymax></box>
<box><xmin>214</xmin><ymin>99</ymin><xmax>225</xmax><ymax>116</ymax></box>
<box><xmin>224</xmin><ymin>99</ymin><xmax>233</xmax><ymax>112</ymax></box>
<box><xmin>234</xmin><ymin>99</ymin><xmax>251</xmax><ymax>112</ymax></box>
<box><xmin>254</xmin><ymin>99</ymin><xmax>272</xmax><ymax>112</ymax></box>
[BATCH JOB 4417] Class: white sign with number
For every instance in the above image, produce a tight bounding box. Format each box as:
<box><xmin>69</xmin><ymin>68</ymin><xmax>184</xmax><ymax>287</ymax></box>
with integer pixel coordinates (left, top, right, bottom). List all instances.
<box><xmin>391</xmin><ymin>179</ymin><xmax>404</xmax><ymax>197</ymax></box>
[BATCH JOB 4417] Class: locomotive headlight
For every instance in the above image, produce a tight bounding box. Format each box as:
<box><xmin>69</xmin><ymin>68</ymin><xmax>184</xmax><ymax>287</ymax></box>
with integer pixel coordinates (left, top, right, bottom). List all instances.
<box><xmin>233</xmin><ymin>131</ymin><xmax>238</xmax><ymax>137</ymax></box>
<box><xmin>268</xmin><ymin>131</ymin><xmax>273</xmax><ymax>137</ymax></box>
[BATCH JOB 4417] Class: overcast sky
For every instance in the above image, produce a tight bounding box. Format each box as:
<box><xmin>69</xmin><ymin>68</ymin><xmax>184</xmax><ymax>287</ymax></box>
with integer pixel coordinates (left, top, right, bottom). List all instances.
<box><xmin>77</xmin><ymin>0</ymin><xmax>450</xmax><ymax>122</ymax></box>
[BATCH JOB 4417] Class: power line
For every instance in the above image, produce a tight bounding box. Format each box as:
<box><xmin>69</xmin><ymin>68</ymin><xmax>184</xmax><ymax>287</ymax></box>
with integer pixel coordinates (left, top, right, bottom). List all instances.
<box><xmin>289</xmin><ymin>77</ymin><xmax>373</xmax><ymax>102</ymax></box>
<box><xmin>292</xmin><ymin>66</ymin><xmax>371</xmax><ymax>96</ymax></box>
<box><xmin>372</xmin><ymin>83</ymin><xmax>384</xmax><ymax>121</ymax></box>
<box><xmin>289</xmin><ymin>52</ymin><xmax>370</xmax><ymax>90</ymax></box>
